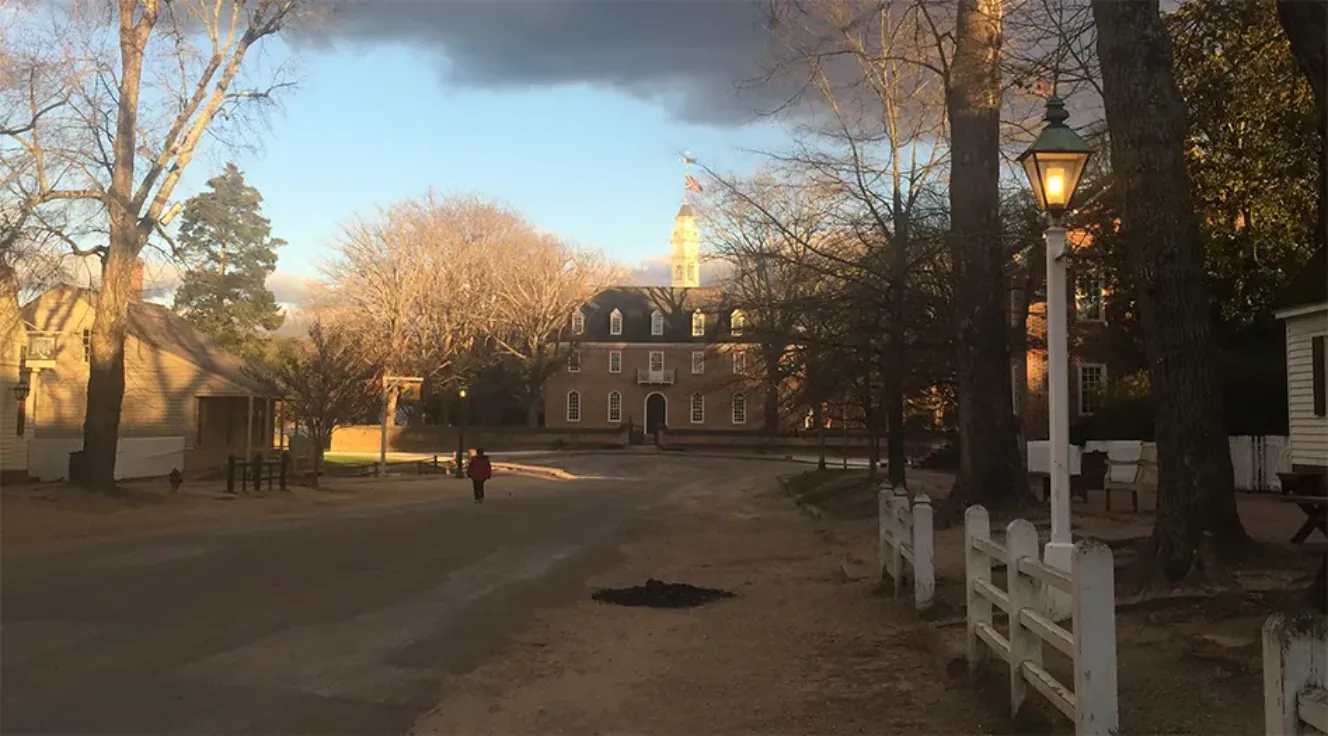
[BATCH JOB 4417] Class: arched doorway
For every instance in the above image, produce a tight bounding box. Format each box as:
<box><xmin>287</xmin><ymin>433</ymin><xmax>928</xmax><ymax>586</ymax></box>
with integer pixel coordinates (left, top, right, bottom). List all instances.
<box><xmin>645</xmin><ymin>393</ymin><xmax>668</xmax><ymax>437</ymax></box>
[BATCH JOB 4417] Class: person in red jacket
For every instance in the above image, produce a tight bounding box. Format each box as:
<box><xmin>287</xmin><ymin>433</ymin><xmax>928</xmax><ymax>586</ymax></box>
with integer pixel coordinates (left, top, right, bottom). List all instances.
<box><xmin>467</xmin><ymin>448</ymin><xmax>493</xmax><ymax>503</ymax></box>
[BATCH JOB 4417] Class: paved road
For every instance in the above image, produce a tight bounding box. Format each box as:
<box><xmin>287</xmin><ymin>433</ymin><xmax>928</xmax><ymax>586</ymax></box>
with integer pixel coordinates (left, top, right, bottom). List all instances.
<box><xmin>1</xmin><ymin>456</ymin><xmax>724</xmax><ymax>735</ymax></box>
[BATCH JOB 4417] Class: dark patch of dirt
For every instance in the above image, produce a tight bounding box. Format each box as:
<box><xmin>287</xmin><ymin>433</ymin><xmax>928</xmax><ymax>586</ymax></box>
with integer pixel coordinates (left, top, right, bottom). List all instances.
<box><xmin>591</xmin><ymin>579</ymin><xmax>737</xmax><ymax>609</ymax></box>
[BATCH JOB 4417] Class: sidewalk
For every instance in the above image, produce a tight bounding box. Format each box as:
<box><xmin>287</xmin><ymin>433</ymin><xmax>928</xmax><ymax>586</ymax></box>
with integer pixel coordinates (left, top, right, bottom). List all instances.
<box><xmin>410</xmin><ymin>468</ymin><xmax>1001</xmax><ymax>735</ymax></box>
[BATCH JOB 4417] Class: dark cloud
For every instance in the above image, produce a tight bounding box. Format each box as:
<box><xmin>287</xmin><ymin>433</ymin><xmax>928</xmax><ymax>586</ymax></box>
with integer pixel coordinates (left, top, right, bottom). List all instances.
<box><xmin>310</xmin><ymin>0</ymin><xmax>793</xmax><ymax>126</ymax></box>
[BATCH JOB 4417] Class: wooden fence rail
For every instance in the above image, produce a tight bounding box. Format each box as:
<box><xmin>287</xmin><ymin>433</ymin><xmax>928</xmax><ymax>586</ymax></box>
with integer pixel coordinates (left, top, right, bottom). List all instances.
<box><xmin>878</xmin><ymin>485</ymin><xmax>935</xmax><ymax>612</ymax></box>
<box><xmin>965</xmin><ymin>505</ymin><xmax>1119</xmax><ymax>736</ymax></box>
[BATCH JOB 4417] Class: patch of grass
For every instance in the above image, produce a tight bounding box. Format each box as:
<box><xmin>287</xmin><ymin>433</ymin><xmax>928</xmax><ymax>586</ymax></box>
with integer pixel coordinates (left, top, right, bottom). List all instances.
<box><xmin>783</xmin><ymin>469</ymin><xmax>881</xmax><ymax>519</ymax></box>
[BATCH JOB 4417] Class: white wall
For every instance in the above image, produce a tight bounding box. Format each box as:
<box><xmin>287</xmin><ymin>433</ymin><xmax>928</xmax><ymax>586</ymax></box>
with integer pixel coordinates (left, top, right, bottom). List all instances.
<box><xmin>1285</xmin><ymin>307</ymin><xmax>1328</xmax><ymax>468</ymax></box>
<box><xmin>27</xmin><ymin>436</ymin><xmax>186</xmax><ymax>482</ymax></box>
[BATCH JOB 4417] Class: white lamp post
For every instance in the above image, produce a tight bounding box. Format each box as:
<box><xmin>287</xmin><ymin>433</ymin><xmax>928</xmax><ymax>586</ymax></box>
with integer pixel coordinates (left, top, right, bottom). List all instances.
<box><xmin>1017</xmin><ymin>96</ymin><xmax>1093</xmax><ymax>617</ymax></box>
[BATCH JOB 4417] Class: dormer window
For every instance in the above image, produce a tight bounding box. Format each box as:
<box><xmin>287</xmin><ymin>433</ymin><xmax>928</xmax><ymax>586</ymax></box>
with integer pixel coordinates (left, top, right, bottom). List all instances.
<box><xmin>571</xmin><ymin>310</ymin><xmax>585</xmax><ymax>335</ymax></box>
<box><xmin>609</xmin><ymin>309</ymin><xmax>623</xmax><ymax>336</ymax></box>
<box><xmin>691</xmin><ymin>312</ymin><xmax>705</xmax><ymax>337</ymax></box>
<box><xmin>731</xmin><ymin>309</ymin><xmax>747</xmax><ymax>335</ymax></box>
<box><xmin>651</xmin><ymin>310</ymin><xmax>664</xmax><ymax>336</ymax></box>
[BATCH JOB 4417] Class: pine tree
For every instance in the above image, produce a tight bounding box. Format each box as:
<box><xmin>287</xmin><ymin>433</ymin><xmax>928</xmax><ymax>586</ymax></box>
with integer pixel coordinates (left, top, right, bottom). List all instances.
<box><xmin>173</xmin><ymin>163</ymin><xmax>285</xmax><ymax>355</ymax></box>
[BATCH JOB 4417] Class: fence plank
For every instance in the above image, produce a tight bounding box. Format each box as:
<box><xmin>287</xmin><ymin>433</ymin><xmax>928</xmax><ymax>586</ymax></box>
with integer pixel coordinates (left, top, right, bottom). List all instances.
<box><xmin>878</xmin><ymin>487</ymin><xmax>892</xmax><ymax>581</ymax></box>
<box><xmin>1263</xmin><ymin>611</ymin><xmax>1328</xmax><ymax>736</ymax></box>
<box><xmin>1007</xmin><ymin>519</ymin><xmax>1043</xmax><ymax>716</ymax></box>
<box><xmin>913</xmin><ymin>494</ymin><xmax>935</xmax><ymax>612</ymax></box>
<box><xmin>892</xmin><ymin>486</ymin><xmax>909</xmax><ymax>594</ymax></box>
<box><xmin>966</xmin><ymin>505</ymin><xmax>993</xmax><ymax>675</ymax></box>
<box><xmin>1072</xmin><ymin>540</ymin><xmax>1120</xmax><ymax>736</ymax></box>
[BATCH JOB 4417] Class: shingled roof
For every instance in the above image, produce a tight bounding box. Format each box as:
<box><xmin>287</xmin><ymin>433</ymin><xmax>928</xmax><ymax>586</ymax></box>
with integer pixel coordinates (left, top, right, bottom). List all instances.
<box><xmin>575</xmin><ymin>286</ymin><xmax>750</xmax><ymax>343</ymax></box>
<box><xmin>22</xmin><ymin>284</ymin><xmax>279</xmax><ymax>396</ymax></box>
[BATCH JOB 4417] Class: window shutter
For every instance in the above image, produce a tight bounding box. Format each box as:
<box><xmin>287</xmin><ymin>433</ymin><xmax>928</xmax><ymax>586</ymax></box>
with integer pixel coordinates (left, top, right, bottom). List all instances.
<box><xmin>1314</xmin><ymin>335</ymin><xmax>1326</xmax><ymax>417</ymax></box>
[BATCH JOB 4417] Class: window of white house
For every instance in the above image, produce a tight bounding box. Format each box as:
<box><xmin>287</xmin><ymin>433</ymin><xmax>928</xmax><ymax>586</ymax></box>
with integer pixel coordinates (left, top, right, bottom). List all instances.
<box><xmin>609</xmin><ymin>309</ymin><xmax>623</xmax><ymax>336</ymax></box>
<box><xmin>692</xmin><ymin>351</ymin><xmax>705</xmax><ymax>374</ymax></box>
<box><xmin>1078</xmin><ymin>363</ymin><xmax>1107</xmax><ymax>416</ymax></box>
<box><xmin>571</xmin><ymin>310</ymin><xmax>585</xmax><ymax>335</ymax></box>
<box><xmin>690</xmin><ymin>392</ymin><xmax>705</xmax><ymax>423</ymax></box>
<box><xmin>1075</xmin><ymin>274</ymin><xmax>1106</xmax><ymax>322</ymax></box>
<box><xmin>609</xmin><ymin>350</ymin><xmax>622</xmax><ymax>374</ymax></box>
<box><xmin>567</xmin><ymin>391</ymin><xmax>581</xmax><ymax>422</ymax></box>
<box><xmin>733</xmin><ymin>350</ymin><xmax>747</xmax><ymax>374</ymax></box>
<box><xmin>730</xmin><ymin>309</ymin><xmax>746</xmax><ymax>334</ymax></box>
<box><xmin>674</xmin><ymin>265</ymin><xmax>685</xmax><ymax>283</ymax></box>
<box><xmin>732</xmin><ymin>393</ymin><xmax>747</xmax><ymax>424</ymax></box>
<box><xmin>651</xmin><ymin>310</ymin><xmax>664</xmax><ymax>336</ymax></box>
<box><xmin>82</xmin><ymin>329</ymin><xmax>91</xmax><ymax>362</ymax></box>
<box><xmin>567</xmin><ymin>350</ymin><xmax>581</xmax><ymax>373</ymax></box>
<box><xmin>608</xmin><ymin>391</ymin><xmax>622</xmax><ymax>423</ymax></box>
<box><xmin>649</xmin><ymin>351</ymin><xmax>664</xmax><ymax>373</ymax></box>
<box><xmin>692</xmin><ymin>312</ymin><xmax>705</xmax><ymax>337</ymax></box>
<box><xmin>689</xmin><ymin>263</ymin><xmax>698</xmax><ymax>284</ymax></box>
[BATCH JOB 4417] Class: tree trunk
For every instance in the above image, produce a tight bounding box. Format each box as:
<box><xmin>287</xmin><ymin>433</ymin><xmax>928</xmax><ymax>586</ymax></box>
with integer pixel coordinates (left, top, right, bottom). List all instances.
<box><xmin>887</xmin><ymin>201</ymin><xmax>909</xmax><ymax>488</ymax></box>
<box><xmin>764</xmin><ymin>350</ymin><xmax>781</xmax><ymax>433</ymax></box>
<box><xmin>1276</xmin><ymin>0</ymin><xmax>1328</xmax><ymax>252</ymax></box>
<box><xmin>526</xmin><ymin>387</ymin><xmax>541</xmax><ymax>428</ymax></box>
<box><xmin>1093</xmin><ymin>0</ymin><xmax>1249</xmax><ymax>579</ymax></box>
<box><xmin>386</xmin><ymin>384</ymin><xmax>399</xmax><ymax>427</ymax></box>
<box><xmin>945</xmin><ymin>0</ymin><xmax>1028</xmax><ymax>513</ymax></box>
<box><xmin>815</xmin><ymin>402</ymin><xmax>827</xmax><ymax>470</ymax></box>
<box><xmin>82</xmin><ymin>3</ymin><xmax>154</xmax><ymax>491</ymax></box>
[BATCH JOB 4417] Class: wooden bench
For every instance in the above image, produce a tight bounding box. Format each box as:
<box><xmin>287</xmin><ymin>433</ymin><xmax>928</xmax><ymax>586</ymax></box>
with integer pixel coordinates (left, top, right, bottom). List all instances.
<box><xmin>1278</xmin><ymin>472</ymin><xmax>1327</xmax><ymax>544</ymax></box>
<box><xmin>1102</xmin><ymin>443</ymin><xmax>1156</xmax><ymax>513</ymax></box>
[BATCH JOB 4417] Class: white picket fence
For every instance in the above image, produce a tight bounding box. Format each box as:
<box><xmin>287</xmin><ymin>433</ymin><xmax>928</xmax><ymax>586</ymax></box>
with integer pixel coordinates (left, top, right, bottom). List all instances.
<box><xmin>965</xmin><ymin>506</ymin><xmax>1119</xmax><ymax>736</ymax></box>
<box><xmin>1263</xmin><ymin>611</ymin><xmax>1328</xmax><ymax>736</ymax></box>
<box><xmin>877</xmin><ymin>486</ymin><xmax>935</xmax><ymax>612</ymax></box>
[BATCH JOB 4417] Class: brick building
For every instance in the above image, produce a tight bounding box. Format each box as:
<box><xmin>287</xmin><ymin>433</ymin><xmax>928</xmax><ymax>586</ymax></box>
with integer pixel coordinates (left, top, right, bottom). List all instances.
<box><xmin>543</xmin><ymin>202</ymin><xmax>770</xmax><ymax>436</ymax></box>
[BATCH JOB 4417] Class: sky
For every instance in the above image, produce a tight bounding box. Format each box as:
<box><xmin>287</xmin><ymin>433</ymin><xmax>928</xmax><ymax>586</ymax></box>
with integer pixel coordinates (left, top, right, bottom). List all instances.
<box><xmin>166</xmin><ymin>0</ymin><xmax>801</xmax><ymax>302</ymax></box>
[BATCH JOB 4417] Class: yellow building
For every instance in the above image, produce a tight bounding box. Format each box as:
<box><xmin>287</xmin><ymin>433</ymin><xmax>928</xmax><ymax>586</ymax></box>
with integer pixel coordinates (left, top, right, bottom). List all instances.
<box><xmin>0</xmin><ymin>288</ymin><xmax>30</xmax><ymax>485</ymax></box>
<box><xmin>17</xmin><ymin>277</ymin><xmax>281</xmax><ymax>482</ymax></box>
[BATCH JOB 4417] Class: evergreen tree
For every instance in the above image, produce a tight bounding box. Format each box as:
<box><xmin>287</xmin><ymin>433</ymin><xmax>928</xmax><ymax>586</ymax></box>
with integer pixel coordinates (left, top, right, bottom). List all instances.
<box><xmin>173</xmin><ymin>163</ymin><xmax>285</xmax><ymax>355</ymax></box>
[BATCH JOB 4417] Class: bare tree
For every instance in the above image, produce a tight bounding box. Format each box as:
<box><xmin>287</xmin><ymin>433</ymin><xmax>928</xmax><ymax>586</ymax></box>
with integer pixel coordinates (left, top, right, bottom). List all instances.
<box><xmin>1093</xmin><ymin>0</ymin><xmax>1247</xmax><ymax>580</ymax></box>
<box><xmin>252</xmin><ymin>320</ymin><xmax>378</xmax><ymax>487</ymax></box>
<box><xmin>3</xmin><ymin>0</ymin><xmax>305</xmax><ymax>490</ymax></box>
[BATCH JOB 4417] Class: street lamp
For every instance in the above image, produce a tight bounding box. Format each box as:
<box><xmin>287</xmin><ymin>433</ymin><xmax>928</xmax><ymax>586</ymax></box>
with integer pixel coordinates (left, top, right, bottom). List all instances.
<box><xmin>454</xmin><ymin>384</ymin><xmax>469</xmax><ymax>479</ymax></box>
<box><xmin>1018</xmin><ymin>95</ymin><xmax>1093</xmax><ymax>617</ymax></box>
<box><xmin>12</xmin><ymin>367</ymin><xmax>31</xmax><ymax>401</ymax></box>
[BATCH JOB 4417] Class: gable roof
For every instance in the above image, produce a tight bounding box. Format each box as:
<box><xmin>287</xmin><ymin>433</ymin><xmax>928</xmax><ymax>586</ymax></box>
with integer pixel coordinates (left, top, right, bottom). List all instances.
<box><xmin>1277</xmin><ymin>247</ymin><xmax>1327</xmax><ymax>313</ymax></box>
<box><xmin>574</xmin><ymin>286</ymin><xmax>749</xmax><ymax>343</ymax></box>
<box><xmin>21</xmin><ymin>284</ymin><xmax>278</xmax><ymax>396</ymax></box>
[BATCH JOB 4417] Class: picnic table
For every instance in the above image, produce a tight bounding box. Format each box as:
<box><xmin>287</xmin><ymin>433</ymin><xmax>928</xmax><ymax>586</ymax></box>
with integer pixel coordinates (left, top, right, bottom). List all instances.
<box><xmin>1277</xmin><ymin>471</ymin><xmax>1327</xmax><ymax>544</ymax></box>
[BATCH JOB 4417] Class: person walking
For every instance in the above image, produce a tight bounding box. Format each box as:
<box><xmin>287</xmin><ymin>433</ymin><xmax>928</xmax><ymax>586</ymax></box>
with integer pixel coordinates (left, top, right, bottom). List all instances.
<box><xmin>467</xmin><ymin>448</ymin><xmax>493</xmax><ymax>503</ymax></box>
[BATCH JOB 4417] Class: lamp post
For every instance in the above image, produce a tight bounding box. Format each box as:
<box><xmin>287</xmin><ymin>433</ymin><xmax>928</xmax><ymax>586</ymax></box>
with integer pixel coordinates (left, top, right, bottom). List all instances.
<box><xmin>454</xmin><ymin>384</ymin><xmax>469</xmax><ymax>478</ymax></box>
<box><xmin>12</xmin><ymin>367</ymin><xmax>31</xmax><ymax>402</ymax></box>
<box><xmin>1017</xmin><ymin>95</ymin><xmax>1093</xmax><ymax>616</ymax></box>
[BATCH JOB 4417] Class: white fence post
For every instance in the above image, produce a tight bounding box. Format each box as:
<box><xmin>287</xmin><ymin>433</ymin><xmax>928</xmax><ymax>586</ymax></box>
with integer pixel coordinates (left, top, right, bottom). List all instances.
<box><xmin>1262</xmin><ymin>611</ymin><xmax>1328</xmax><ymax>736</ymax></box>
<box><xmin>913</xmin><ymin>493</ymin><xmax>935</xmax><ymax>612</ymax></box>
<box><xmin>1072</xmin><ymin>540</ymin><xmax>1120</xmax><ymax>736</ymax></box>
<box><xmin>1006</xmin><ymin>519</ymin><xmax>1043</xmax><ymax>715</ymax></box>
<box><xmin>878</xmin><ymin>485</ymin><xmax>892</xmax><ymax>581</ymax></box>
<box><xmin>892</xmin><ymin>486</ymin><xmax>909</xmax><ymax>593</ymax></box>
<box><xmin>966</xmin><ymin>505</ymin><xmax>993</xmax><ymax>675</ymax></box>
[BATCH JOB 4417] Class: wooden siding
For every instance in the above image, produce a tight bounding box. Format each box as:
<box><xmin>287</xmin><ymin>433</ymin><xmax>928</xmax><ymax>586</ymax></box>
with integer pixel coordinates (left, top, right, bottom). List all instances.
<box><xmin>1286</xmin><ymin>307</ymin><xmax>1328</xmax><ymax>467</ymax></box>
<box><xmin>1</xmin><ymin>304</ymin><xmax>27</xmax><ymax>476</ymax></box>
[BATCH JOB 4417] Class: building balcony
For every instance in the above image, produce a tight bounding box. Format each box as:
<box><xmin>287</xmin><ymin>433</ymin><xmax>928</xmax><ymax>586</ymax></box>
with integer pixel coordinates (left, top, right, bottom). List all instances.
<box><xmin>636</xmin><ymin>369</ymin><xmax>675</xmax><ymax>385</ymax></box>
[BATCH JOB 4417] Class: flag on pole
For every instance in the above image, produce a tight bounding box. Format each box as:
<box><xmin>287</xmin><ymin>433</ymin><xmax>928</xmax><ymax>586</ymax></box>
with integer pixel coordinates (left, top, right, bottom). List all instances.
<box><xmin>684</xmin><ymin>174</ymin><xmax>703</xmax><ymax>192</ymax></box>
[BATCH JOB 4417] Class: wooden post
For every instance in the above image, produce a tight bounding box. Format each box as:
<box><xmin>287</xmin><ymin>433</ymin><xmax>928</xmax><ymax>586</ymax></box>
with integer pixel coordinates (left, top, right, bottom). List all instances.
<box><xmin>1006</xmin><ymin>519</ymin><xmax>1043</xmax><ymax>716</ymax></box>
<box><xmin>912</xmin><ymin>493</ymin><xmax>935</xmax><ymax>612</ymax></box>
<box><xmin>892</xmin><ymin>486</ymin><xmax>909</xmax><ymax>594</ymax></box>
<box><xmin>226</xmin><ymin>454</ymin><xmax>236</xmax><ymax>494</ymax></box>
<box><xmin>965</xmin><ymin>505</ymin><xmax>993</xmax><ymax>675</ymax></box>
<box><xmin>245</xmin><ymin>394</ymin><xmax>254</xmax><ymax>467</ymax></box>
<box><xmin>279</xmin><ymin>451</ymin><xmax>289</xmax><ymax>491</ymax></box>
<box><xmin>1262</xmin><ymin>611</ymin><xmax>1328</xmax><ymax>736</ymax></box>
<box><xmin>878</xmin><ymin>485</ymin><xmax>892</xmax><ymax>581</ymax></box>
<box><xmin>1072</xmin><ymin>539</ymin><xmax>1120</xmax><ymax>736</ymax></box>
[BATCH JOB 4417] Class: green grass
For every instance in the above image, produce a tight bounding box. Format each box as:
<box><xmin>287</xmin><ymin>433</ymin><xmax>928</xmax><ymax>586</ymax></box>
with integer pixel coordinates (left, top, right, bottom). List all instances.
<box><xmin>784</xmin><ymin>468</ymin><xmax>880</xmax><ymax>519</ymax></box>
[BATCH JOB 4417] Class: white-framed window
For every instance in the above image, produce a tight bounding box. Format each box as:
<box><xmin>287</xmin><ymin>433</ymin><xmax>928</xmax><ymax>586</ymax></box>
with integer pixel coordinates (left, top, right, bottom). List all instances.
<box><xmin>609</xmin><ymin>309</ymin><xmax>623</xmax><ymax>336</ymax></box>
<box><xmin>607</xmin><ymin>391</ymin><xmax>622</xmax><ymax>423</ymax></box>
<box><xmin>571</xmin><ymin>310</ymin><xmax>585</xmax><ymax>335</ymax></box>
<box><xmin>649</xmin><ymin>351</ymin><xmax>664</xmax><ymax>373</ymax></box>
<box><xmin>651</xmin><ymin>309</ymin><xmax>664</xmax><ymax>336</ymax></box>
<box><xmin>691</xmin><ymin>351</ymin><xmax>705</xmax><ymax>375</ymax></box>
<box><xmin>609</xmin><ymin>350</ymin><xmax>622</xmax><ymax>374</ymax></box>
<box><xmin>82</xmin><ymin>329</ymin><xmax>91</xmax><ymax>362</ymax></box>
<box><xmin>567</xmin><ymin>350</ymin><xmax>581</xmax><ymax>373</ymax></box>
<box><xmin>690</xmin><ymin>392</ymin><xmax>705</xmax><ymax>423</ymax></box>
<box><xmin>1075</xmin><ymin>274</ymin><xmax>1106</xmax><ymax>323</ymax></box>
<box><xmin>733</xmin><ymin>350</ymin><xmax>747</xmax><ymax>374</ymax></box>
<box><xmin>689</xmin><ymin>262</ymin><xmax>698</xmax><ymax>284</ymax></box>
<box><xmin>567</xmin><ymin>390</ymin><xmax>582</xmax><ymax>422</ymax></box>
<box><xmin>691</xmin><ymin>312</ymin><xmax>705</xmax><ymax>337</ymax></box>
<box><xmin>732</xmin><ymin>392</ymin><xmax>747</xmax><ymax>424</ymax></box>
<box><xmin>1078</xmin><ymin>363</ymin><xmax>1107</xmax><ymax>416</ymax></box>
<box><xmin>674</xmin><ymin>264</ymin><xmax>685</xmax><ymax>283</ymax></box>
<box><xmin>730</xmin><ymin>309</ymin><xmax>746</xmax><ymax>334</ymax></box>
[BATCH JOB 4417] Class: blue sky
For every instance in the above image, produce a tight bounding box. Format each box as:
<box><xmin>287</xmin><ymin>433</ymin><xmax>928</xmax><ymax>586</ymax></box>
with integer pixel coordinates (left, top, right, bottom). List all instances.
<box><xmin>200</xmin><ymin>42</ymin><xmax>792</xmax><ymax>288</ymax></box>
